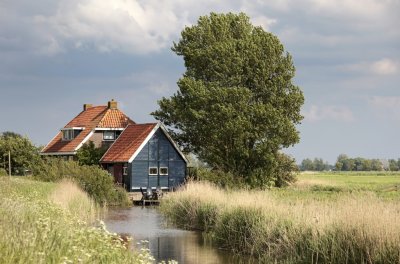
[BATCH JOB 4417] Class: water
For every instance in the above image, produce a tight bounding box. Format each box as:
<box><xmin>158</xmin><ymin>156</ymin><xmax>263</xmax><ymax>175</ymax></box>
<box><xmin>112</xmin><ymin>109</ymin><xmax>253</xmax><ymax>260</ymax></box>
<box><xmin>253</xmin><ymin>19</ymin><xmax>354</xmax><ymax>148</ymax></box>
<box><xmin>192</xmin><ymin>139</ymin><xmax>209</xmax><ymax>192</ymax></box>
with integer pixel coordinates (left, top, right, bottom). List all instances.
<box><xmin>104</xmin><ymin>206</ymin><xmax>247</xmax><ymax>264</ymax></box>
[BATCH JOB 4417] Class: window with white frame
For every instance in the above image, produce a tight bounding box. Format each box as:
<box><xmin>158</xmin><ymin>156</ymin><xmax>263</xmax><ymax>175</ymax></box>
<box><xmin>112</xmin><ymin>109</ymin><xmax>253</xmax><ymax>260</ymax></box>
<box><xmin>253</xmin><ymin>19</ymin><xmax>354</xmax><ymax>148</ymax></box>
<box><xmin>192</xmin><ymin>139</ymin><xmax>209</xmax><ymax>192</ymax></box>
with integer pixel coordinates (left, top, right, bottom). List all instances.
<box><xmin>123</xmin><ymin>164</ymin><xmax>128</xmax><ymax>175</ymax></box>
<box><xmin>62</xmin><ymin>129</ymin><xmax>74</xmax><ymax>141</ymax></box>
<box><xmin>149</xmin><ymin>167</ymin><xmax>158</xmax><ymax>175</ymax></box>
<box><xmin>103</xmin><ymin>131</ymin><xmax>115</xmax><ymax>140</ymax></box>
<box><xmin>159</xmin><ymin>167</ymin><xmax>168</xmax><ymax>175</ymax></box>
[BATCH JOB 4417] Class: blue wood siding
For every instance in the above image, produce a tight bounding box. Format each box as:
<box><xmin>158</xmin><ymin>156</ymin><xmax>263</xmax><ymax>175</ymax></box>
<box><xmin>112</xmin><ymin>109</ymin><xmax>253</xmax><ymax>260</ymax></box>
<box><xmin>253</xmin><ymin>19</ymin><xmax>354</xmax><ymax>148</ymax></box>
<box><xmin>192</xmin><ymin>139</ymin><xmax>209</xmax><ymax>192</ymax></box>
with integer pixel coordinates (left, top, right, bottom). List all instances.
<box><xmin>130</xmin><ymin>128</ymin><xmax>186</xmax><ymax>191</ymax></box>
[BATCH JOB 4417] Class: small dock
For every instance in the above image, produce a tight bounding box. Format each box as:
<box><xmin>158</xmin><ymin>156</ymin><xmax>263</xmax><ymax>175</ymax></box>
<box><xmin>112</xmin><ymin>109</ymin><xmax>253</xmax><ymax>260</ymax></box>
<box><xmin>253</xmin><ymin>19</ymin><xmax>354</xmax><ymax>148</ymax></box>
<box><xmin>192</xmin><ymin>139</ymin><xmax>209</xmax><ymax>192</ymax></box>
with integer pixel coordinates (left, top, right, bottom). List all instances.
<box><xmin>128</xmin><ymin>192</ymin><xmax>163</xmax><ymax>206</ymax></box>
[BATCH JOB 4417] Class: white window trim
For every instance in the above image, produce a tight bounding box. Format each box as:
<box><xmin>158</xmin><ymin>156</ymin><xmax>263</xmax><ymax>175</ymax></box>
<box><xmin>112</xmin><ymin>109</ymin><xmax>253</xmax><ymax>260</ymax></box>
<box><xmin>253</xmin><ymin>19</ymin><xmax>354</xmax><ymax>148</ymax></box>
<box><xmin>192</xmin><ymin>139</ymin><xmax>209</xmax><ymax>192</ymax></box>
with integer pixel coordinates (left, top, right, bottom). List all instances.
<box><xmin>159</xmin><ymin>167</ymin><xmax>168</xmax><ymax>175</ymax></box>
<box><xmin>149</xmin><ymin>167</ymin><xmax>158</xmax><ymax>175</ymax></box>
<box><xmin>123</xmin><ymin>165</ymin><xmax>128</xmax><ymax>175</ymax></box>
<box><xmin>103</xmin><ymin>131</ymin><xmax>115</xmax><ymax>141</ymax></box>
<box><xmin>62</xmin><ymin>129</ymin><xmax>74</xmax><ymax>141</ymax></box>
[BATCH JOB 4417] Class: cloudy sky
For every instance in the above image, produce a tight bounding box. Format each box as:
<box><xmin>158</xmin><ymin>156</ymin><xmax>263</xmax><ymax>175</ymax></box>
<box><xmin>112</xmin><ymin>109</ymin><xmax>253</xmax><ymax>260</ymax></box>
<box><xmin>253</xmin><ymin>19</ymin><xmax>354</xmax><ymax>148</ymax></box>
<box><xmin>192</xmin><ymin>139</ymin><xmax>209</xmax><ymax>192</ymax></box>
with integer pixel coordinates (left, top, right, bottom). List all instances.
<box><xmin>1</xmin><ymin>0</ymin><xmax>399</xmax><ymax>164</ymax></box>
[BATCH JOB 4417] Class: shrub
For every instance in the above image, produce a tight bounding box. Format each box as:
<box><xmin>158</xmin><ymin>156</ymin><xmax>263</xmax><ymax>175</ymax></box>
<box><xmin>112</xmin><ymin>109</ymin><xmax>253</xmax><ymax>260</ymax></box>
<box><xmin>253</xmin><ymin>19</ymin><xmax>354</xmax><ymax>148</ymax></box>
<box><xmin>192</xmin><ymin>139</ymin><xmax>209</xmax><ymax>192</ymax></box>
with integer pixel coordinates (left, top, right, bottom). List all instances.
<box><xmin>0</xmin><ymin>168</ymin><xmax>7</xmax><ymax>176</ymax></box>
<box><xmin>195</xmin><ymin>167</ymin><xmax>245</xmax><ymax>189</ymax></box>
<box><xmin>34</xmin><ymin>159</ymin><xmax>129</xmax><ymax>206</ymax></box>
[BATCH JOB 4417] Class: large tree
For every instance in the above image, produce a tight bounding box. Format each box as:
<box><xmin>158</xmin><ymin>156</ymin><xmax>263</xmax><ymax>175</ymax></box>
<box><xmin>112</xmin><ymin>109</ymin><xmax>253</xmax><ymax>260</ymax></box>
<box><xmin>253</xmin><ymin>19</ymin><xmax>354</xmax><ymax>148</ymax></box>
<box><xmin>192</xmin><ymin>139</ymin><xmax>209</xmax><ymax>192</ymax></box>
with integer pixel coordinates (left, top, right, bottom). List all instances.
<box><xmin>152</xmin><ymin>13</ymin><xmax>304</xmax><ymax>186</ymax></box>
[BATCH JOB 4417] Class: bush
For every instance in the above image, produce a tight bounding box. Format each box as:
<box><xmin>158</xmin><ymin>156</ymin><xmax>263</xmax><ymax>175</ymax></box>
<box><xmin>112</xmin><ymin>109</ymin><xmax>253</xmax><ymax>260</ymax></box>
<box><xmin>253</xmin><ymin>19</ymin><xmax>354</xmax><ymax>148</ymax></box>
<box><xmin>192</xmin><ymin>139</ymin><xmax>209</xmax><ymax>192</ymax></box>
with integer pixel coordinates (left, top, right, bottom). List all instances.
<box><xmin>34</xmin><ymin>159</ymin><xmax>129</xmax><ymax>206</ymax></box>
<box><xmin>195</xmin><ymin>167</ymin><xmax>245</xmax><ymax>189</ymax></box>
<box><xmin>193</xmin><ymin>154</ymin><xmax>298</xmax><ymax>189</ymax></box>
<box><xmin>0</xmin><ymin>168</ymin><xmax>7</xmax><ymax>176</ymax></box>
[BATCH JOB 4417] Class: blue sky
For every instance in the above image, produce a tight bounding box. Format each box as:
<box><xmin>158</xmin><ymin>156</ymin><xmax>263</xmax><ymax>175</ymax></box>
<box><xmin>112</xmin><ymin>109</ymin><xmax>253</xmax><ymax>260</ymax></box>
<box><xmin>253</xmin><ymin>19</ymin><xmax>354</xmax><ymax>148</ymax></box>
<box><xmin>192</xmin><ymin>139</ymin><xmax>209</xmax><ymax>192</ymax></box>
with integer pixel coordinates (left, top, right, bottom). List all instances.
<box><xmin>0</xmin><ymin>0</ymin><xmax>399</xmax><ymax>164</ymax></box>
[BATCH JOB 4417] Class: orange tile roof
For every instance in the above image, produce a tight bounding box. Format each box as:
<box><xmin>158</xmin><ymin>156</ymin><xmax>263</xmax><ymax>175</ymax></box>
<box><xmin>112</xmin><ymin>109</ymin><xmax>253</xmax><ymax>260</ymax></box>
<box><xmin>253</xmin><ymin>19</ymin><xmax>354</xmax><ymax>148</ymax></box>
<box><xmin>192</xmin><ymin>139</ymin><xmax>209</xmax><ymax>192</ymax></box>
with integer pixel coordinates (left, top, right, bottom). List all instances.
<box><xmin>100</xmin><ymin>123</ymin><xmax>157</xmax><ymax>162</ymax></box>
<box><xmin>42</xmin><ymin>105</ymin><xmax>135</xmax><ymax>154</ymax></box>
<box><xmin>98</xmin><ymin>109</ymin><xmax>135</xmax><ymax>128</ymax></box>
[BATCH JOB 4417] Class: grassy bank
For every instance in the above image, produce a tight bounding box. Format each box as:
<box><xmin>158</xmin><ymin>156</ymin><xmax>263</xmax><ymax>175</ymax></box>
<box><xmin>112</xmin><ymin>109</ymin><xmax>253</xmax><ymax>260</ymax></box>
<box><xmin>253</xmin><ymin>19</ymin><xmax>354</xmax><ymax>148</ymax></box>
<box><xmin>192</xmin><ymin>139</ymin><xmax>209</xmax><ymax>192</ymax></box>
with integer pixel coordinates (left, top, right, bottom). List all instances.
<box><xmin>161</xmin><ymin>175</ymin><xmax>400</xmax><ymax>263</ymax></box>
<box><xmin>0</xmin><ymin>177</ymin><xmax>155</xmax><ymax>264</ymax></box>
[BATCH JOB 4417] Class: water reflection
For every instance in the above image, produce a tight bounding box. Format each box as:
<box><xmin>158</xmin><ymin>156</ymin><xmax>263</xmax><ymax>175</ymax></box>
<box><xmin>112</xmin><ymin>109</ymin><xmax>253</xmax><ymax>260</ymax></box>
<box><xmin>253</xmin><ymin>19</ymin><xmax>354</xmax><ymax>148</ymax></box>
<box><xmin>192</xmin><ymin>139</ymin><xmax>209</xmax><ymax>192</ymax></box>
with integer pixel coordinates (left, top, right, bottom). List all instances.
<box><xmin>103</xmin><ymin>206</ymin><xmax>248</xmax><ymax>264</ymax></box>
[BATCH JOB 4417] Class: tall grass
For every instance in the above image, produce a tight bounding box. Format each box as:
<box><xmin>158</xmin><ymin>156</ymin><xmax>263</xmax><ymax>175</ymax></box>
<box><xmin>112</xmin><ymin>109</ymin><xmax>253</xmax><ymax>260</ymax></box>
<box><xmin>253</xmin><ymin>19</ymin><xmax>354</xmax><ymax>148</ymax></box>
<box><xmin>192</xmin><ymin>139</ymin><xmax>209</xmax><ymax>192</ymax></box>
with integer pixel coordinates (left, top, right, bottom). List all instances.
<box><xmin>50</xmin><ymin>179</ymin><xmax>100</xmax><ymax>223</ymax></box>
<box><xmin>0</xmin><ymin>177</ymin><xmax>155</xmax><ymax>264</ymax></box>
<box><xmin>161</xmin><ymin>181</ymin><xmax>400</xmax><ymax>263</ymax></box>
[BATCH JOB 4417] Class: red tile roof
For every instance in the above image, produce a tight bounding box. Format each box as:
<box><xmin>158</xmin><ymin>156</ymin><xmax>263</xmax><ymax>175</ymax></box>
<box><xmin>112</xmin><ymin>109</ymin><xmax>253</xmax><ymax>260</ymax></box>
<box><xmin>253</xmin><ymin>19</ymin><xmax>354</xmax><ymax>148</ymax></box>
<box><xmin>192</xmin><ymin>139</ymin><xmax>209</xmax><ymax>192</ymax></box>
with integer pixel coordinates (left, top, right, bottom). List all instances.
<box><xmin>42</xmin><ymin>105</ymin><xmax>135</xmax><ymax>154</ymax></box>
<box><xmin>100</xmin><ymin>123</ymin><xmax>157</xmax><ymax>162</ymax></box>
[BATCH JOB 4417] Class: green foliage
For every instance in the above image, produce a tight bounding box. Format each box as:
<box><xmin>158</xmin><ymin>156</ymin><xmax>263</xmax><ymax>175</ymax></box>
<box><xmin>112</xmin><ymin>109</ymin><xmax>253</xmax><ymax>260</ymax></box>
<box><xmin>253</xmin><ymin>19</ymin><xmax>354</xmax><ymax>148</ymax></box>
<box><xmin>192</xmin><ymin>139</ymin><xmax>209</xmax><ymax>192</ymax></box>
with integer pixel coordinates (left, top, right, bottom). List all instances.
<box><xmin>34</xmin><ymin>159</ymin><xmax>130</xmax><ymax>206</ymax></box>
<box><xmin>152</xmin><ymin>12</ymin><xmax>303</xmax><ymax>187</ymax></box>
<box><xmin>195</xmin><ymin>167</ymin><xmax>245</xmax><ymax>189</ymax></box>
<box><xmin>335</xmin><ymin>154</ymin><xmax>384</xmax><ymax>171</ymax></box>
<box><xmin>300</xmin><ymin>158</ymin><xmax>331</xmax><ymax>171</ymax></box>
<box><xmin>76</xmin><ymin>141</ymin><xmax>107</xmax><ymax>166</ymax></box>
<box><xmin>0</xmin><ymin>131</ymin><xmax>41</xmax><ymax>175</ymax></box>
<box><xmin>0</xmin><ymin>168</ymin><xmax>7</xmax><ymax>176</ymax></box>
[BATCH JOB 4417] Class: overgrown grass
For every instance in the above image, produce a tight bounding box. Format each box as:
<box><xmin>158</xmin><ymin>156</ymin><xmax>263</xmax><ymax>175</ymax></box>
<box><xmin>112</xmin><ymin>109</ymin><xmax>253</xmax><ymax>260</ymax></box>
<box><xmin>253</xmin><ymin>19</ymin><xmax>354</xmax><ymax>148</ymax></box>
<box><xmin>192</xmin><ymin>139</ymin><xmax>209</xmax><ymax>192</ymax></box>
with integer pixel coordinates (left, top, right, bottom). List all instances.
<box><xmin>161</xmin><ymin>180</ymin><xmax>400</xmax><ymax>263</ymax></box>
<box><xmin>0</xmin><ymin>177</ymin><xmax>155</xmax><ymax>264</ymax></box>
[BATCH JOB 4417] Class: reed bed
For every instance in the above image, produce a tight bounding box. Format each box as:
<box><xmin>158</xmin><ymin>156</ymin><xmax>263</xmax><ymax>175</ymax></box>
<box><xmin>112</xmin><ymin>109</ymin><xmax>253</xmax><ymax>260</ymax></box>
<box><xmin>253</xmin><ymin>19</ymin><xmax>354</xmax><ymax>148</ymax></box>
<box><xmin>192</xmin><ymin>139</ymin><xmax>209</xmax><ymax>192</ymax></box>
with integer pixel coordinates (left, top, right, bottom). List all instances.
<box><xmin>0</xmin><ymin>177</ymin><xmax>155</xmax><ymax>264</ymax></box>
<box><xmin>161</xmin><ymin>181</ymin><xmax>400</xmax><ymax>263</ymax></box>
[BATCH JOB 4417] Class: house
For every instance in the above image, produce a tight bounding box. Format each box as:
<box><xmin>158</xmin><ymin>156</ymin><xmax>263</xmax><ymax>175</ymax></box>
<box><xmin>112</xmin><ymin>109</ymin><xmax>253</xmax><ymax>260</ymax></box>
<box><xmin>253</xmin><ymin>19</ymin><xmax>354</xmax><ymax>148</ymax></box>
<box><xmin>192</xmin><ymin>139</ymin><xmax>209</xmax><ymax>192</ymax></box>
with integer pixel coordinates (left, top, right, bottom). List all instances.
<box><xmin>41</xmin><ymin>100</ymin><xmax>187</xmax><ymax>191</ymax></box>
<box><xmin>100</xmin><ymin>123</ymin><xmax>188</xmax><ymax>191</ymax></box>
<box><xmin>41</xmin><ymin>99</ymin><xmax>135</xmax><ymax>160</ymax></box>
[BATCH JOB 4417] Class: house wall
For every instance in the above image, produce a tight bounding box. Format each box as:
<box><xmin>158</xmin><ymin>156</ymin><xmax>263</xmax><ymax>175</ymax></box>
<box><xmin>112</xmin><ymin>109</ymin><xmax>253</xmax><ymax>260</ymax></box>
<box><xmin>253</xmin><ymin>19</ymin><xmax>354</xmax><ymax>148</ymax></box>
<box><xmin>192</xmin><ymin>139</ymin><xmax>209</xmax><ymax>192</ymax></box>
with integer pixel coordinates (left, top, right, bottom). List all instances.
<box><xmin>130</xmin><ymin>129</ymin><xmax>186</xmax><ymax>191</ymax></box>
<box><xmin>88</xmin><ymin>131</ymin><xmax>117</xmax><ymax>149</ymax></box>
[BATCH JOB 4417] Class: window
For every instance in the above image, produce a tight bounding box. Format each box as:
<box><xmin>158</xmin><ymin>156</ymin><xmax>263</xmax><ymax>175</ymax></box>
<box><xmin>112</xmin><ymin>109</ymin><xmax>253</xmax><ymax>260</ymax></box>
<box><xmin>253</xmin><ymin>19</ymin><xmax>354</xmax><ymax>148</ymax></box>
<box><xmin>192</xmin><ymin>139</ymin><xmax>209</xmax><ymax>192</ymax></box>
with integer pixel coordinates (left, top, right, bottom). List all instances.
<box><xmin>103</xmin><ymin>131</ymin><xmax>115</xmax><ymax>140</ymax></box>
<box><xmin>159</xmin><ymin>167</ymin><xmax>168</xmax><ymax>175</ymax></box>
<box><xmin>149</xmin><ymin>167</ymin><xmax>158</xmax><ymax>175</ymax></box>
<box><xmin>123</xmin><ymin>164</ymin><xmax>128</xmax><ymax>175</ymax></box>
<box><xmin>62</xmin><ymin>129</ymin><xmax>74</xmax><ymax>141</ymax></box>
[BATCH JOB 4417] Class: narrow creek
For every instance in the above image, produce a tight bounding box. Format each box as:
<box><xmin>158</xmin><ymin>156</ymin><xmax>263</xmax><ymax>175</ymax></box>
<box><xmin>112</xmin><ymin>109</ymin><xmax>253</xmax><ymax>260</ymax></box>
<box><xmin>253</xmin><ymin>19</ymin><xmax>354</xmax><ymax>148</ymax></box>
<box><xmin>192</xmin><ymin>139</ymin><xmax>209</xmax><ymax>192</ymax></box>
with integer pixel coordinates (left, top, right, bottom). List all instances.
<box><xmin>104</xmin><ymin>206</ymin><xmax>248</xmax><ymax>264</ymax></box>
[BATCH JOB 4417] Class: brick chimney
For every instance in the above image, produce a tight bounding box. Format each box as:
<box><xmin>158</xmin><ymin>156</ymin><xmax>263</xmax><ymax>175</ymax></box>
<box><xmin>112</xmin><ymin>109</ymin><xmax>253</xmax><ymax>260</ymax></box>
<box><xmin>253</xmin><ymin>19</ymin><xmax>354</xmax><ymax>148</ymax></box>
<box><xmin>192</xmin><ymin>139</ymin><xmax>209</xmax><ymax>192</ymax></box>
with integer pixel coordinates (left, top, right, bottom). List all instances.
<box><xmin>83</xmin><ymin>104</ymin><xmax>93</xmax><ymax>111</ymax></box>
<box><xmin>108</xmin><ymin>99</ymin><xmax>118</xmax><ymax>109</ymax></box>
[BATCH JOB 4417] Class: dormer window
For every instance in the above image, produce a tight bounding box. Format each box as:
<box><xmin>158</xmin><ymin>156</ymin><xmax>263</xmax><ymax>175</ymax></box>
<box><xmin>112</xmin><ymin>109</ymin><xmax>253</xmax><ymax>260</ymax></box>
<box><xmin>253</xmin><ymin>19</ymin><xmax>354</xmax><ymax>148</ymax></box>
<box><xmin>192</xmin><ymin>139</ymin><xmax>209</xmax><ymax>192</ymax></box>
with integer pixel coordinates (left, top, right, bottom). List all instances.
<box><xmin>61</xmin><ymin>127</ymin><xmax>83</xmax><ymax>141</ymax></box>
<box><xmin>103</xmin><ymin>131</ymin><xmax>115</xmax><ymax>141</ymax></box>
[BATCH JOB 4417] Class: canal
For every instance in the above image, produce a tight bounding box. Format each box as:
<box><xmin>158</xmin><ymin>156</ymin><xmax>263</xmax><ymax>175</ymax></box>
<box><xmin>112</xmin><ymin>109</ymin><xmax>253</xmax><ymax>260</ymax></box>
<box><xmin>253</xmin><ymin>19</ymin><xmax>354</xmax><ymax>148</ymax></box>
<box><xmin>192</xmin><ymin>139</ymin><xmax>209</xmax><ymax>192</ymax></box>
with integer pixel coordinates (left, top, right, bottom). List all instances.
<box><xmin>104</xmin><ymin>206</ymin><xmax>248</xmax><ymax>264</ymax></box>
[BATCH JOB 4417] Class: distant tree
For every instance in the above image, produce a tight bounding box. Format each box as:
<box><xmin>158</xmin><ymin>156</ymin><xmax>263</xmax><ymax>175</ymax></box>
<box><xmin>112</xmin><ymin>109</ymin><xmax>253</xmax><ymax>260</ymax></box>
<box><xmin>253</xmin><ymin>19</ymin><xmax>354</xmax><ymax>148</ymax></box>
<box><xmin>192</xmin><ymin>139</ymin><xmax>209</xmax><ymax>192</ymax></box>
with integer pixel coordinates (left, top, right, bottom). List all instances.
<box><xmin>152</xmin><ymin>12</ymin><xmax>304</xmax><ymax>187</ymax></box>
<box><xmin>0</xmin><ymin>131</ymin><xmax>41</xmax><ymax>174</ymax></box>
<box><xmin>388</xmin><ymin>159</ymin><xmax>399</xmax><ymax>171</ymax></box>
<box><xmin>335</xmin><ymin>161</ymin><xmax>343</xmax><ymax>171</ymax></box>
<box><xmin>300</xmin><ymin>158</ymin><xmax>314</xmax><ymax>171</ymax></box>
<box><xmin>76</xmin><ymin>141</ymin><xmax>107</xmax><ymax>166</ymax></box>
<box><xmin>371</xmin><ymin>159</ymin><xmax>383</xmax><ymax>171</ymax></box>
<box><xmin>362</xmin><ymin>159</ymin><xmax>372</xmax><ymax>171</ymax></box>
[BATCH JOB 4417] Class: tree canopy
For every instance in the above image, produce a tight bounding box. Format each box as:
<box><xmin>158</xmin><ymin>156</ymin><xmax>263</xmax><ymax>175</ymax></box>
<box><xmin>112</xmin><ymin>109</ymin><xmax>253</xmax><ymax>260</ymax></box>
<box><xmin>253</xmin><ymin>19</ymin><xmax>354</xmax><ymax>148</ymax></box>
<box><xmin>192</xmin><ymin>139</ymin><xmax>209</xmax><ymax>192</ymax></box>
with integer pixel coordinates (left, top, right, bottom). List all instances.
<box><xmin>0</xmin><ymin>131</ymin><xmax>41</xmax><ymax>174</ymax></box>
<box><xmin>76</xmin><ymin>141</ymin><xmax>107</xmax><ymax>166</ymax></box>
<box><xmin>152</xmin><ymin>12</ymin><xmax>304</xmax><ymax>187</ymax></box>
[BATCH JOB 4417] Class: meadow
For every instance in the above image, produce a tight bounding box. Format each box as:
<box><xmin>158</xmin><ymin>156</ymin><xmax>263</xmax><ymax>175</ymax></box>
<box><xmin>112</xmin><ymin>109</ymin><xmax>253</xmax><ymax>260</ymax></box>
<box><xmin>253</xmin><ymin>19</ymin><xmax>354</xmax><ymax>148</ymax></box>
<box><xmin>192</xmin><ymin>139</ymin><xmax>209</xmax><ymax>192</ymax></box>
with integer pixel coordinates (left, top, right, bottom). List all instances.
<box><xmin>0</xmin><ymin>176</ymin><xmax>155</xmax><ymax>264</ymax></box>
<box><xmin>160</xmin><ymin>172</ymin><xmax>400</xmax><ymax>263</ymax></box>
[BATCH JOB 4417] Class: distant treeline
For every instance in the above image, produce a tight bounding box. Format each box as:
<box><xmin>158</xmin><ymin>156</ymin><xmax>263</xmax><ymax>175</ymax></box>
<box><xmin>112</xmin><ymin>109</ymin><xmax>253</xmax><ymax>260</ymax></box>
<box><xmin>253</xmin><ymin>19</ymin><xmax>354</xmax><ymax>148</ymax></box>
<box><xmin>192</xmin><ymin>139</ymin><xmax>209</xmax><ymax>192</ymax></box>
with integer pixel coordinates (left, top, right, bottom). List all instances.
<box><xmin>300</xmin><ymin>154</ymin><xmax>400</xmax><ymax>171</ymax></box>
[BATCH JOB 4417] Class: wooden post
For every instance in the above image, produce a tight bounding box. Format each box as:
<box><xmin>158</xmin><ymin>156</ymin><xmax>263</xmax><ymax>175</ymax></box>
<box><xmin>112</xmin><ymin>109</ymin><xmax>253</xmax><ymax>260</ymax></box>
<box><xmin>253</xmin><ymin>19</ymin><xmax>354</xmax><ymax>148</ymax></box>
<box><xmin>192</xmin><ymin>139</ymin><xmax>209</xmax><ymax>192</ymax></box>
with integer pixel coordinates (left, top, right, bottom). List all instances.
<box><xmin>8</xmin><ymin>150</ymin><xmax>11</xmax><ymax>178</ymax></box>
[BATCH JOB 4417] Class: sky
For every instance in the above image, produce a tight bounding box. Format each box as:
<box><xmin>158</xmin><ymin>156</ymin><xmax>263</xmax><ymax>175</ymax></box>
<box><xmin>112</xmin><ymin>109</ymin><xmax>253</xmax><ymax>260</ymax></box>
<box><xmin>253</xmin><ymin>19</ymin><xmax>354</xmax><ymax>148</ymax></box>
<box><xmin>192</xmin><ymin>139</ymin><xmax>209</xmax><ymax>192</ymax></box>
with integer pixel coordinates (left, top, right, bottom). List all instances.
<box><xmin>0</xmin><ymin>0</ymin><xmax>399</xmax><ymax>164</ymax></box>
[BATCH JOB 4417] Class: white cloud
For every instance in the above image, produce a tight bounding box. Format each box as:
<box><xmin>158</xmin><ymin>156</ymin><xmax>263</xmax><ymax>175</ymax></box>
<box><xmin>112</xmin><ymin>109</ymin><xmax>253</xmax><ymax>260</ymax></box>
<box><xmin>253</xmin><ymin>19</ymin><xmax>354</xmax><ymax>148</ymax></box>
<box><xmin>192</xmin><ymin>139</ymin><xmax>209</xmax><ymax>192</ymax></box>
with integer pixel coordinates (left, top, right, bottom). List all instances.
<box><xmin>371</xmin><ymin>58</ymin><xmax>399</xmax><ymax>75</ymax></box>
<box><xmin>304</xmin><ymin>105</ymin><xmax>354</xmax><ymax>122</ymax></box>
<box><xmin>341</xmin><ymin>58</ymin><xmax>399</xmax><ymax>76</ymax></box>
<box><xmin>251</xmin><ymin>16</ymin><xmax>277</xmax><ymax>31</ymax></box>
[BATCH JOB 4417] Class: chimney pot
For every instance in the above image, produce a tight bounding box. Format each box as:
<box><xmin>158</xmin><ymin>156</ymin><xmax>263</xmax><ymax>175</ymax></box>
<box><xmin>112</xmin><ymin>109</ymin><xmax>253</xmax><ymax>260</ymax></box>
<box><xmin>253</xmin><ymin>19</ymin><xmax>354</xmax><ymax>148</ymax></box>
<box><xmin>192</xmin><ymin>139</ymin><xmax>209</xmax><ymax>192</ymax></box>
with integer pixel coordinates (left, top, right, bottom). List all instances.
<box><xmin>83</xmin><ymin>104</ymin><xmax>93</xmax><ymax>111</ymax></box>
<box><xmin>108</xmin><ymin>99</ymin><xmax>118</xmax><ymax>109</ymax></box>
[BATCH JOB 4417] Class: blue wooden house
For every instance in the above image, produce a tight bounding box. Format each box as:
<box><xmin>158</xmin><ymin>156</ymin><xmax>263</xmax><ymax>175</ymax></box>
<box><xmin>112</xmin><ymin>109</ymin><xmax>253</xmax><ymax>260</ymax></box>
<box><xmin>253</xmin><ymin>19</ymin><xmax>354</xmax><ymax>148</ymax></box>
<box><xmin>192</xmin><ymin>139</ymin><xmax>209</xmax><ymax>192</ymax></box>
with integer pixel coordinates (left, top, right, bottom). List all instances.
<box><xmin>100</xmin><ymin>123</ymin><xmax>188</xmax><ymax>192</ymax></box>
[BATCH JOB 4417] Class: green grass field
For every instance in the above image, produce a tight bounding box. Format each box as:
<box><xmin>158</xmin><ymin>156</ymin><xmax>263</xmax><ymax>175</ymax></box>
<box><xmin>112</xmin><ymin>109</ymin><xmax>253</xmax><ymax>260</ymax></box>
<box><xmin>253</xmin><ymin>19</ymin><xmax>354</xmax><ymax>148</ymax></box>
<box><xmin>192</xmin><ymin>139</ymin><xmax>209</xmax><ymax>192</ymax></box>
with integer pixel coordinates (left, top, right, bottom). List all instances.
<box><xmin>298</xmin><ymin>171</ymin><xmax>400</xmax><ymax>190</ymax></box>
<box><xmin>285</xmin><ymin>171</ymin><xmax>400</xmax><ymax>200</ymax></box>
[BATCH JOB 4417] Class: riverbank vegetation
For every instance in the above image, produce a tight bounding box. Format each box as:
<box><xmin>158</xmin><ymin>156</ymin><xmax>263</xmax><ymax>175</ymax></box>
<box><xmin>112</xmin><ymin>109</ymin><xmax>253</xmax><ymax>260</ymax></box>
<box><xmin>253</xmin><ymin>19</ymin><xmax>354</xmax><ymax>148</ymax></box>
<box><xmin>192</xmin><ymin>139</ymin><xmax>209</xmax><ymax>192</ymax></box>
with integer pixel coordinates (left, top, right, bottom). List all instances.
<box><xmin>161</xmin><ymin>173</ymin><xmax>400</xmax><ymax>263</ymax></box>
<box><xmin>0</xmin><ymin>131</ymin><xmax>130</xmax><ymax>206</ymax></box>
<box><xmin>0</xmin><ymin>177</ymin><xmax>155</xmax><ymax>264</ymax></box>
<box><xmin>34</xmin><ymin>158</ymin><xmax>130</xmax><ymax>206</ymax></box>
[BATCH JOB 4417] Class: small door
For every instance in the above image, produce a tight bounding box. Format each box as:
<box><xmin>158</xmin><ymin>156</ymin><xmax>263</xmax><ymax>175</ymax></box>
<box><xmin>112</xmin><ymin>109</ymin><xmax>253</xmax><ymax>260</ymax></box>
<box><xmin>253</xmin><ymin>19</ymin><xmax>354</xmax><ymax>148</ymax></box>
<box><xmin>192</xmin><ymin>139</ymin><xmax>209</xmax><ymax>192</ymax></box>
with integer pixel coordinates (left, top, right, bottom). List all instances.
<box><xmin>114</xmin><ymin>164</ymin><xmax>123</xmax><ymax>184</ymax></box>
